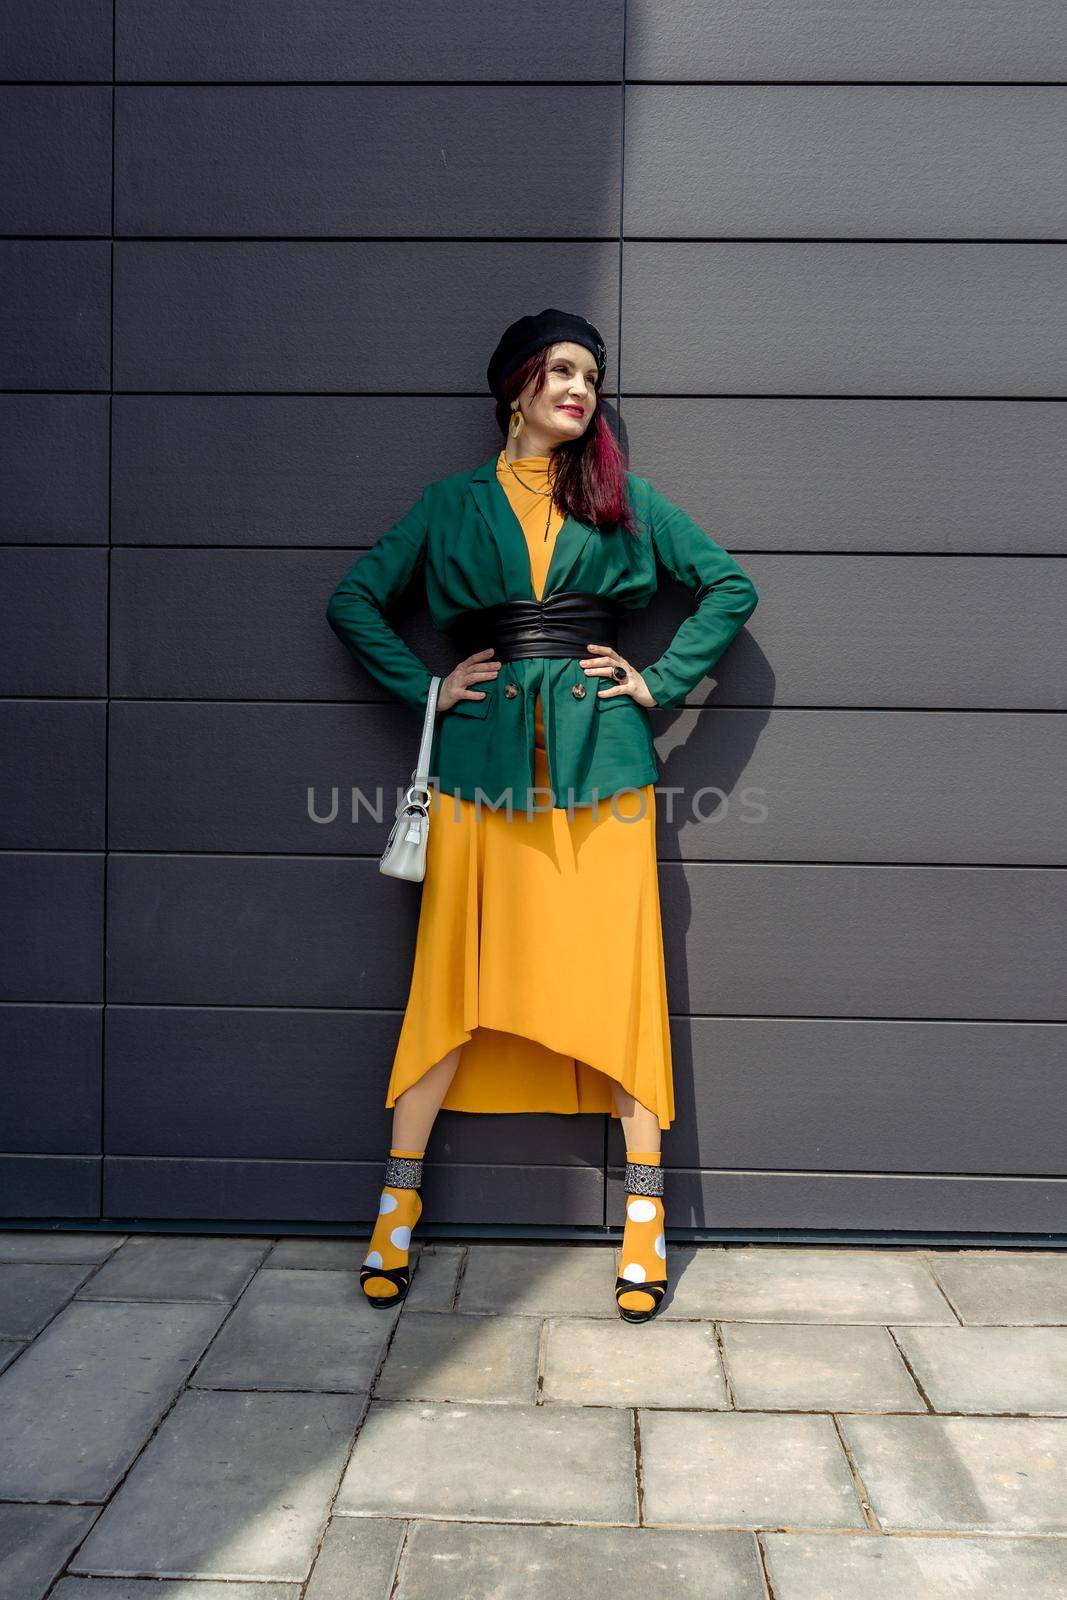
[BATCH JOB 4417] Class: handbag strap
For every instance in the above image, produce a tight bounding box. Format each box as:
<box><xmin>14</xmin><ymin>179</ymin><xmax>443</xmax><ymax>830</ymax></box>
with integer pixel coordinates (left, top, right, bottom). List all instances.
<box><xmin>411</xmin><ymin>676</ymin><xmax>441</xmax><ymax>791</ymax></box>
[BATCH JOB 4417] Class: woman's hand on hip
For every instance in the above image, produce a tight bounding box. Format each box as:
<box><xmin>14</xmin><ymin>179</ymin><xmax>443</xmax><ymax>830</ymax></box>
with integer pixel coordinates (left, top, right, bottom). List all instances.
<box><xmin>438</xmin><ymin>646</ymin><xmax>501</xmax><ymax>713</ymax></box>
<box><xmin>581</xmin><ymin>643</ymin><xmax>658</xmax><ymax>707</ymax></box>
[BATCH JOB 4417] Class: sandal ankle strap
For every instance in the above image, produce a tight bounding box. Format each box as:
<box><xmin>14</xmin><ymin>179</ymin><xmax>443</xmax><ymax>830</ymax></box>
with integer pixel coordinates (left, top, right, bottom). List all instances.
<box><xmin>384</xmin><ymin>1153</ymin><xmax>423</xmax><ymax>1189</ymax></box>
<box><xmin>623</xmin><ymin>1158</ymin><xmax>664</xmax><ymax>1197</ymax></box>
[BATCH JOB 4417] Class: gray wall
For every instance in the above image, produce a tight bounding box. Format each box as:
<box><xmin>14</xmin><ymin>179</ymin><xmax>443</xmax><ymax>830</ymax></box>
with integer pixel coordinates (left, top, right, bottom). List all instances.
<box><xmin>2</xmin><ymin>0</ymin><xmax>1065</xmax><ymax>1235</ymax></box>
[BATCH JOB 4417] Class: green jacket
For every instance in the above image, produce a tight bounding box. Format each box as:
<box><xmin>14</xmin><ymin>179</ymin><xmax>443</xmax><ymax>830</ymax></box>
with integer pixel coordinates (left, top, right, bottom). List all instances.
<box><xmin>326</xmin><ymin>451</ymin><xmax>758</xmax><ymax>810</ymax></box>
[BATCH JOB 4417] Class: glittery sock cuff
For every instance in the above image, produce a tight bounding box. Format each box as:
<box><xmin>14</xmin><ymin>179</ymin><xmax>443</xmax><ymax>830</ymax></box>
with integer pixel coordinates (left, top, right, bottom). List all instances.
<box><xmin>384</xmin><ymin>1153</ymin><xmax>424</xmax><ymax>1189</ymax></box>
<box><xmin>624</xmin><ymin>1158</ymin><xmax>664</xmax><ymax>1197</ymax></box>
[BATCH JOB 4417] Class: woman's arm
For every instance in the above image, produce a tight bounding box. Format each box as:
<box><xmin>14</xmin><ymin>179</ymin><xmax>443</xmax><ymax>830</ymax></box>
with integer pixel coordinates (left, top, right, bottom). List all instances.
<box><xmin>325</xmin><ymin>489</ymin><xmax>437</xmax><ymax>714</ymax></box>
<box><xmin>636</xmin><ymin>480</ymin><xmax>758</xmax><ymax>711</ymax></box>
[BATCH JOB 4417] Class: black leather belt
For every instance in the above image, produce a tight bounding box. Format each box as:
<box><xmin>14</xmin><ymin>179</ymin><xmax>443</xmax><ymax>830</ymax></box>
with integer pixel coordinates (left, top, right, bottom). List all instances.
<box><xmin>450</xmin><ymin>591</ymin><xmax>621</xmax><ymax>662</ymax></box>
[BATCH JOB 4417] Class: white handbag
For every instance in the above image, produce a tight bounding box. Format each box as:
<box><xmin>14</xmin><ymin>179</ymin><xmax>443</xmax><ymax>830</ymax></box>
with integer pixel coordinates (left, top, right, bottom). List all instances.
<box><xmin>379</xmin><ymin>675</ymin><xmax>442</xmax><ymax>882</ymax></box>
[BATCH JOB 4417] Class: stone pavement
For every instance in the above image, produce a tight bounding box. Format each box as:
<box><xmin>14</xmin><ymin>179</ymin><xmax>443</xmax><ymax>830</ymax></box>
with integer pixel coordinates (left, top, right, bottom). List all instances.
<box><xmin>1</xmin><ymin>1232</ymin><xmax>1066</xmax><ymax>1599</ymax></box>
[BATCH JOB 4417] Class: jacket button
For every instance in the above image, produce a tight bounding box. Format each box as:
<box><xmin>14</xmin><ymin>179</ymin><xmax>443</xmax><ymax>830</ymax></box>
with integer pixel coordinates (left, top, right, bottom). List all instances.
<box><xmin>504</xmin><ymin>682</ymin><xmax>519</xmax><ymax>699</ymax></box>
<box><xmin>571</xmin><ymin>682</ymin><xmax>586</xmax><ymax>699</ymax></box>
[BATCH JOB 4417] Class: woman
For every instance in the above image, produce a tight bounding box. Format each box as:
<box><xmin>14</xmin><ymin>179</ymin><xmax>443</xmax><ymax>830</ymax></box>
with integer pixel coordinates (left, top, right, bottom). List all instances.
<box><xmin>326</xmin><ymin>308</ymin><xmax>758</xmax><ymax>1323</ymax></box>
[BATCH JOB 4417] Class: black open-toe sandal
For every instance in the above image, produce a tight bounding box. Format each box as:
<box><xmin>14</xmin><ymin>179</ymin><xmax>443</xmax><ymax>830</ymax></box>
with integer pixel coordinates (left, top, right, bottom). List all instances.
<box><xmin>614</xmin><ymin>1274</ymin><xmax>667</xmax><ymax>1323</ymax></box>
<box><xmin>360</xmin><ymin>1261</ymin><xmax>411</xmax><ymax>1308</ymax></box>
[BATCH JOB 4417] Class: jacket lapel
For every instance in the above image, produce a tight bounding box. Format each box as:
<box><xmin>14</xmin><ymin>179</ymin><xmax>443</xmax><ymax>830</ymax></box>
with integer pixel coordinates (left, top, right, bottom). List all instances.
<box><xmin>468</xmin><ymin>451</ymin><xmax>598</xmax><ymax>601</ymax></box>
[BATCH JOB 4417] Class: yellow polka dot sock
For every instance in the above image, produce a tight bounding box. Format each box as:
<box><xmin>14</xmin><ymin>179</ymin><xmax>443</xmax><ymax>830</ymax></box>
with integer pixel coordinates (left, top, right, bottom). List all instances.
<box><xmin>360</xmin><ymin>1147</ymin><xmax>424</xmax><ymax>1306</ymax></box>
<box><xmin>616</xmin><ymin>1149</ymin><xmax>667</xmax><ymax>1320</ymax></box>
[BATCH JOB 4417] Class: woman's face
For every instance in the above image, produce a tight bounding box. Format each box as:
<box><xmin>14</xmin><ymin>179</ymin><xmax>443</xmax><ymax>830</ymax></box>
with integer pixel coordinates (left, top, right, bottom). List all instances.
<box><xmin>517</xmin><ymin>341</ymin><xmax>599</xmax><ymax>444</ymax></box>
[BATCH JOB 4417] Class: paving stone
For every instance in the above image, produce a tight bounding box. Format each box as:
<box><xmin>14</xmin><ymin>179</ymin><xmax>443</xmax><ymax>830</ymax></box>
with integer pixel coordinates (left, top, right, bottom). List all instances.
<box><xmin>395</xmin><ymin>1521</ymin><xmax>766</xmax><ymax>1599</ymax></box>
<box><xmin>190</xmin><ymin>1267</ymin><xmax>396</xmax><ymax>1392</ymax></box>
<box><xmin>0</xmin><ymin>1232</ymin><xmax>127</xmax><ymax>1264</ymax></box>
<box><xmin>55</xmin><ymin>1585</ymin><xmax>296</xmax><ymax>1600</ymax></box>
<box><xmin>639</xmin><ymin>1410</ymin><xmax>865</xmax><ymax>1529</ymax></box>
<box><xmin>0</xmin><ymin>1263</ymin><xmax>95</xmax><ymax>1338</ymax></box>
<box><xmin>925</xmin><ymin>1249</ymin><xmax>1067</xmax><ymax>1325</ymax></box>
<box><xmin>373</xmin><ymin>1310</ymin><xmax>538</xmax><ymax>1402</ymax></box>
<box><xmin>260</xmin><ymin>1238</ymin><xmax>426</xmax><ymax>1281</ymax></box>
<box><xmin>336</xmin><ymin>1399</ymin><xmax>637</xmax><ymax>1524</ymax></box>
<box><xmin>542</xmin><ymin>1316</ymin><xmax>728</xmax><ymax>1408</ymax></box>
<box><xmin>77</xmin><ymin>1236</ymin><xmax>270</xmax><ymax>1303</ymax></box>
<box><xmin>895</xmin><ymin>1324</ymin><xmax>1067</xmax><ymax>1414</ymax></box>
<box><xmin>668</xmin><ymin>1247</ymin><xmax>954</xmax><ymax>1324</ymax></box>
<box><xmin>0</xmin><ymin>1504</ymin><xmax>97</xmax><ymax>1600</ymax></box>
<box><xmin>721</xmin><ymin>1322</ymin><xmax>924</xmax><ymax>1412</ymax></box>
<box><xmin>0</xmin><ymin>1340</ymin><xmax>22</xmax><ymax>1375</ymax></box>
<box><xmin>840</xmin><ymin>1414</ymin><xmax>1067</xmax><ymax>1533</ymax></box>
<box><xmin>402</xmin><ymin>1246</ymin><xmax>463</xmax><ymax>1311</ymax></box>
<box><xmin>457</xmin><ymin>1244</ymin><xmax>619</xmax><ymax>1317</ymax></box>
<box><xmin>304</xmin><ymin>1517</ymin><xmax>405</xmax><ymax>1600</ymax></box>
<box><xmin>763</xmin><ymin>1530</ymin><xmax>1067</xmax><ymax>1597</ymax></box>
<box><xmin>264</xmin><ymin>1238</ymin><xmax>390</xmax><ymax>1272</ymax></box>
<box><xmin>0</xmin><ymin>1299</ymin><xmax>227</xmax><ymax>1501</ymax></box>
<box><xmin>69</xmin><ymin>1388</ymin><xmax>365</xmax><ymax>1581</ymax></box>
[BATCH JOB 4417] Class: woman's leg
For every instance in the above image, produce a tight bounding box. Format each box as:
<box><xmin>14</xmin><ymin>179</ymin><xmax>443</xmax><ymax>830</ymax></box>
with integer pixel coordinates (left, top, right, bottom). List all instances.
<box><xmin>361</xmin><ymin>1044</ymin><xmax>462</xmax><ymax>1304</ymax></box>
<box><xmin>611</xmin><ymin>1081</ymin><xmax>666</xmax><ymax>1319</ymax></box>
<box><xmin>610</xmin><ymin>1080</ymin><xmax>662</xmax><ymax>1155</ymax></box>
<box><xmin>390</xmin><ymin>1043</ymin><xmax>462</xmax><ymax>1150</ymax></box>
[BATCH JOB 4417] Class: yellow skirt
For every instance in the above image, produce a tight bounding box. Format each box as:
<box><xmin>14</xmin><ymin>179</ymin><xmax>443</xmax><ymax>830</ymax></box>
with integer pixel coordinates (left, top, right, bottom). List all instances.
<box><xmin>384</xmin><ymin>694</ymin><xmax>675</xmax><ymax>1129</ymax></box>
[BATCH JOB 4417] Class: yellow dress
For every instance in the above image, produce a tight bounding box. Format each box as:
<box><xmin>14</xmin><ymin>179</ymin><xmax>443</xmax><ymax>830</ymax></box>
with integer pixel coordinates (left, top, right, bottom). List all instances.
<box><xmin>383</xmin><ymin>450</ymin><xmax>675</xmax><ymax>1130</ymax></box>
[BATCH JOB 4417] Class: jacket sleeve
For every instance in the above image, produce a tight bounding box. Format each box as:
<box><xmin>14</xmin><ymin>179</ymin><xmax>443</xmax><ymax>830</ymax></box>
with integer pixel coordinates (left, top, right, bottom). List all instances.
<box><xmin>636</xmin><ymin>480</ymin><xmax>758</xmax><ymax>712</ymax></box>
<box><xmin>325</xmin><ymin>488</ymin><xmax>436</xmax><ymax>714</ymax></box>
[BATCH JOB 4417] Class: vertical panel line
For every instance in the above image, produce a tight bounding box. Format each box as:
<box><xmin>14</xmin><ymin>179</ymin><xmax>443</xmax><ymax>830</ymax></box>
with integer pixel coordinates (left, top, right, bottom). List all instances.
<box><xmin>100</xmin><ymin>0</ymin><xmax>117</xmax><ymax>1221</ymax></box>
<box><xmin>603</xmin><ymin>0</ymin><xmax>629</xmax><ymax>1228</ymax></box>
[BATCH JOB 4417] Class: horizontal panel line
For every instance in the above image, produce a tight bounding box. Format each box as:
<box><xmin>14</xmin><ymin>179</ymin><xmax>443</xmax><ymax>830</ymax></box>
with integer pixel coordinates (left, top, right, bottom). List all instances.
<box><xmin>4</xmin><ymin>1000</ymin><xmax>1064</xmax><ymax>1024</ymax></box>
<box><xmin>14</xmin><ymin>233</ymin><xmax>624</xmax><ymax>243</ymax></box>
<box><xmin>7</xmin><ymin>233</ymin><xmax>1067</xmax><ymax>244</ymax></box>
<box><xmin>7</xmin><ymin>545</ymin><xmax>1067</xmax><ymax>559</ymax></box>
<box><xmin>0</xmin><ymin>1002</ymin><xmax>105</xmax><ymax>1009</ymax></box>
<box><xmin>6</xmin><ymin>843</ymin><xmax>1067</xmax><ymax>867</ymax></box>
<box><xmin>7</xmin><ymin>697</ymin><xmax>1067</xmax><ymax>713</ymax></box>
<box><xmin>31</xmin><ymin>1152</ymin><xmax>1067</xmax><ymax>1181</ymax></box>
<box><xmin>4</xmin><ymin>77</ymin><xmax>1065</xmax><ymax>88</ymax></box>
<box><xmin>0</xmin><ymin>389</ymin><xmax>625</xmax><ymax>399</ymax></box>
<box><xmin>8</xmin><ymin>855</ymin><xmax>1066</xmax><ymax>874</ymax></box>
<box><xmin>623</xmin><ymin>79</ymin><xmax>1067</xmax><ymax>88</ymax></box>
<box><xmin>5</xmin><ymin>845</ymin><xmax>1067</xmax><ymax>867</ymax></box>
<box><xmin>3</xmin><ymin>1219</ymin><xmax>1063</xmax><ymax>1246</ymax></box>
<box><xmin>624</xmin><ymin>235</ymin><xmax>1067</xmax><ymax>244</ymax></box>
<box><xmin>1</xmin><ymin>389</ymin><xmax>1061</xmax><ymax>401</ymax></box>
<box><xmin>6</xmin><ymin>78</ymin><xmax>629</xmax><ymax>88</ymax></box>
<box><xmin>0</xmin><ymin>1150</ymin><xmax>104</xmax><ymax>1159</ymax></box>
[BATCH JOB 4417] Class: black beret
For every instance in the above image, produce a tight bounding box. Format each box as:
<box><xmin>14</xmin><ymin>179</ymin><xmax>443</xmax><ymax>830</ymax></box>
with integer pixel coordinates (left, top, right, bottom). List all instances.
<box><xmin>486</xmin><ymin>307</ymin><xmax>607</xmax><ymax>395</ymax></box>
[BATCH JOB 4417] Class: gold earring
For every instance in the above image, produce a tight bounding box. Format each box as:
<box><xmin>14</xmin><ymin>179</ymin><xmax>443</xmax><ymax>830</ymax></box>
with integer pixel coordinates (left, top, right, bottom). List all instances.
<box><xmin>509</xmin><ymin>405</ymin><xmax>524</xmax><ymax>439</ymax></box>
